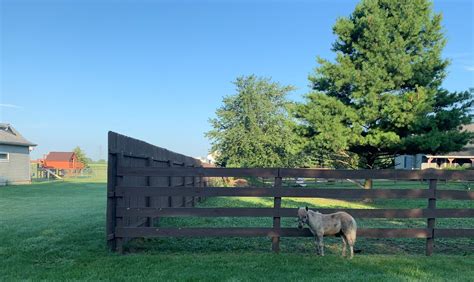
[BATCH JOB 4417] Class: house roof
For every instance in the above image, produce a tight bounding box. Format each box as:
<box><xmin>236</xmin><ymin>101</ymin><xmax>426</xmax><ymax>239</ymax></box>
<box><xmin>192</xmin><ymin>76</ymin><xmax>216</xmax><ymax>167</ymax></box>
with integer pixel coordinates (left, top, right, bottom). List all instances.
<box><xmin>0</xmin><ymin>123</ymin><xmax>36</xmax><ymax>147</ymax></box>
<box><xmin>45</xmin><ymin>152</ymin><xmax>75</xmax><ymax>161</ymax></box>
<box><xmin>439</xmin><ymin>148</ymin><xmax>474</xmax><ymax>157</ymax></box>
<box><xmin>429</xmin><ymin>123</ymin><xmax>474</xmax><ymax>156</ymax></box>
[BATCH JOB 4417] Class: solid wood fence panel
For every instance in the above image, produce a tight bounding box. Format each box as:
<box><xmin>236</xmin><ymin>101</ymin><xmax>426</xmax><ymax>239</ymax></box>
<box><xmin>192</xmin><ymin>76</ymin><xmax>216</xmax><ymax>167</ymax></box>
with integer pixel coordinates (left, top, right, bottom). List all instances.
<box><xmin>107</xmin><ymin>132</ymin><xmax>203</xmax><ymax>253</ymax></box>
<box><xmin>107</xmin><ymin>132</ymin><xmax>474</xmax><ymax>256</ymax></box>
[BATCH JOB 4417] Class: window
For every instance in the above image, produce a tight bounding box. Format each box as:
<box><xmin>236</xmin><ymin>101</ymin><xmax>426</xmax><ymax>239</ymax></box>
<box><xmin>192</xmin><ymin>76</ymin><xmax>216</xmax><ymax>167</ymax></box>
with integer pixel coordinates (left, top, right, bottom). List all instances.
<box><xmin>0</xmin><ymin>152</ymin><xmax>9</xmax><ymax>162</ymax></box>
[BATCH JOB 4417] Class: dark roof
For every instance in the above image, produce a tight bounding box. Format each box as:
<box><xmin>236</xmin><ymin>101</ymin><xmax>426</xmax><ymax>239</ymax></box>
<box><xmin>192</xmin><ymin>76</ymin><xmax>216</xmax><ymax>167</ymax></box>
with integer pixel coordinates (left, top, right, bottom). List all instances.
<box><xmin>0</xmin><ymin>123</ymin><xmax>36</xmax><ymax>147</ymax></box>
<box><xmin>45</xmin><ymin>152</ymin><xmax>75</xmax><ymax>161</ymax></box>
<box><xmin>440</xmin><ymin>123</ymin><xmax>474</xmax><ymax>156</ymax></box>
<box><xmin>444</xmin><ymin>147</ymin><xmax>474</xmax><ymax>156</ymax></box>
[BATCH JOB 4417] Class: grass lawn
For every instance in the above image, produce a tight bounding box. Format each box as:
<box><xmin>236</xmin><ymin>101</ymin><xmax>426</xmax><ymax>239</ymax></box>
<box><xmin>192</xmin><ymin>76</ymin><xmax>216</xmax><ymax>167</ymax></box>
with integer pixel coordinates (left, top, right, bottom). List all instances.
<box><xmin>1</xmin><ymin>173</ymin><xmax>473</xmax><ymax>281</ymax></box>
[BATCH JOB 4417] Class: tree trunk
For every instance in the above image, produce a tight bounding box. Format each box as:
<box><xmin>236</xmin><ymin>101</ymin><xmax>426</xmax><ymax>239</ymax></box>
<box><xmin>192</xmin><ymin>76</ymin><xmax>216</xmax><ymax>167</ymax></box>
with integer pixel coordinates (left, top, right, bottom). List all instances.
<box><xmin>363</xmin><ymin>178</ymin><xmax>373</xmax><ymax>189</ymax></box>
<box><xmin>362</xmin><ymin>178</ymin><xmax>373</xmax><ymax>202</ymax></box>
<box><xmin>362</xmin><ymin>156</ymin><xmax>375</xmax><ymax>202</ymax></box>
<box><xmin>363</xmin><ymin>154</ymin><xmax>376</xmax><ymax>190</ymax></box>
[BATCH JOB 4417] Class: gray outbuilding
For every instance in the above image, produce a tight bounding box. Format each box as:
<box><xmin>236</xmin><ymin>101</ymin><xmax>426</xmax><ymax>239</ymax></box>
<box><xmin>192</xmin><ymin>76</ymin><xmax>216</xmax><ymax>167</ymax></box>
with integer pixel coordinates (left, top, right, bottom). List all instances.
<box><xmin>0</xmin><ymin>123</ymin><xmax>36</xmax><ymax>185</ymax></box>
<box><xmin>395</xmin><ymin>124</ymin><xmax>474</xmax><ymax>169</ymax></box>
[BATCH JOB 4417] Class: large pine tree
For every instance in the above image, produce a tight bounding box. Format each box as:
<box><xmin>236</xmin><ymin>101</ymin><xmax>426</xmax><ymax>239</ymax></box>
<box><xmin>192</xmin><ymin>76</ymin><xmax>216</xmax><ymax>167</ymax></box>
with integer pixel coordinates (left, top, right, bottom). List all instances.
<box><xmin>296</xmin><ymin>0</ymin><xmax>472</xmax><ymax>173</ymax></box>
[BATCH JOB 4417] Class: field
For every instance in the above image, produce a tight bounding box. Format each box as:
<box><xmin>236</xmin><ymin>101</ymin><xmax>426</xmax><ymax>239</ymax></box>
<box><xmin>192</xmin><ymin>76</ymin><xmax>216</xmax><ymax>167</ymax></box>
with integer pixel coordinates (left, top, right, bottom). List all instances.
<box><xmin>1</xmin><ymin>165</ymin><xmax>473</xmax><ymax>281</ymax></box>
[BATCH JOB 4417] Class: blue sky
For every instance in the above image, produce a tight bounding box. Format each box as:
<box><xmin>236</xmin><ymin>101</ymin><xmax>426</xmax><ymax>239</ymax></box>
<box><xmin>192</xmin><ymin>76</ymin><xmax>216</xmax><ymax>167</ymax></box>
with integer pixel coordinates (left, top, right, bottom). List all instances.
<box><xmin>1</xmin><ymin>0</ymin><xmax>473</xmax><ymax>160</ymax></box>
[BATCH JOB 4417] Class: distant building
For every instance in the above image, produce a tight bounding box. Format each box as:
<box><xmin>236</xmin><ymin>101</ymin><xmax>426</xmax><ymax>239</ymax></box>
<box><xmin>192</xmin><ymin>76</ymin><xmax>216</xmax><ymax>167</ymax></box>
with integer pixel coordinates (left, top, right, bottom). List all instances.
<box><xmin>206</xmin><ymin>152</ymin><xmax>217</xmax><ymax>164</ymax></box>
<box><xmin>396</xmin><ymin>124</ymin><xmax>474</xmax><ymax>169</ymax></box>
<box><xmin>196</xmin><ymin>151</ymin><xmax>218</xmax><ymax>165</ymax></box>
<box><xmin>41</xmin><ymin>152</ymin><xmax>85</xmax><ymax>172</ymax></box>
<box><xmin>0</xmin><ymin>123</ymin><xmax>36</xmax><ymax>185</ymax></box>
<box><xmin>395</xmin><ymin>154</ymin><xmax>424</xmax><ymax>170</ymax></box>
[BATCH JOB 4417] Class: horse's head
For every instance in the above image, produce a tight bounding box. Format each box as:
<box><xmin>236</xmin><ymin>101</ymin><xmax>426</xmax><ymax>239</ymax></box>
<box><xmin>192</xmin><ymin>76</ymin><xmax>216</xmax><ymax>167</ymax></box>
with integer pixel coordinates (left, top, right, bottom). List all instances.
<box><xmin>297</xmin><ymin>206</ymin><xmax>309</xmax><ymax>229</ymax></box>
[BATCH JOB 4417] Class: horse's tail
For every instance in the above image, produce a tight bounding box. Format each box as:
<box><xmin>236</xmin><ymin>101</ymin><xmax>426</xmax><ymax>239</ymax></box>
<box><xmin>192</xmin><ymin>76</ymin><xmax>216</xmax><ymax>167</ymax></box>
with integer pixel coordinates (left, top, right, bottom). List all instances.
<box><xmin>351</xmin><ymin>216</ymin><xmax>357</xmax><ymax>231</ymax></box>
<box><xmin>345</xmin><ymin>215</ymin><xmax>357</xmax><ymax>244</ymax></box>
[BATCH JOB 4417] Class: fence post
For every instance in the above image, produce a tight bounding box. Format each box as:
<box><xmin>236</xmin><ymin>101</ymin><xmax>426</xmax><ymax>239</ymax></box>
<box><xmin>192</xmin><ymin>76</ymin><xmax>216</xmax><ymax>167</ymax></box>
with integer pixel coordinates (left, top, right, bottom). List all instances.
<box><xmin>426</xmin><ymin>178</ymin><xmax>437</xmax><ymax>256</ymax></box>
<box><xmin>145</xmin><ymin>157</ymin><xmax>153</xmax><ymax>227</ymax></box>
<box><xmin>272</xmin><ymin>170</ymin><xmax>282</xmax><ymax>253</ymax></box>
<box><xmin>106</xmin><ymin>150</ymin><xmax>118</xmax><ymax>251</ymax></box>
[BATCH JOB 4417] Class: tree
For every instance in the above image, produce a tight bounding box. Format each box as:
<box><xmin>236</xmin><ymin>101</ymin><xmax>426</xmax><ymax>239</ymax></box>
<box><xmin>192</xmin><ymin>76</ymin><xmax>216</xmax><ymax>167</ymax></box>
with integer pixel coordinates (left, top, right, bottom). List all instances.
<box><xmin>206</xmin><ymin>75</ymin><xmax>303</xmax><ymax>168</ymax></box>
<box><xmin>73</xmin><ymin>146</ymin><xmax>90</xmax><ymax>168</ymax></box>
<box><xmin>295</xmin><ymin>0</ymin><xmax>473</xmax><ymax>187</ymax></box>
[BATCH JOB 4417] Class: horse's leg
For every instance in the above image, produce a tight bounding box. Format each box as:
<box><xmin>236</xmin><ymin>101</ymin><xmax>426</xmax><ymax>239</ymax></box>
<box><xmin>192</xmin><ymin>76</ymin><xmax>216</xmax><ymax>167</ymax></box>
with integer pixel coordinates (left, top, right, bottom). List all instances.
<box><xmin>340</xmin><ymin>233</ymin><xmax>347</xmax><ymax>257</ymax></box>
<box><xmin>314</xmin><ymin>236</ymin><xmax>320</xmax><ymax>255</ymax></box>
<box><xmin>346</xmin><ymin>231</ymin><xmax>356</xmax><ymax>259</ymax></box>
<box><xmin>316</xmin><ymin>234</ymin><xmax>324</xmax><ymax>256</ymax></box>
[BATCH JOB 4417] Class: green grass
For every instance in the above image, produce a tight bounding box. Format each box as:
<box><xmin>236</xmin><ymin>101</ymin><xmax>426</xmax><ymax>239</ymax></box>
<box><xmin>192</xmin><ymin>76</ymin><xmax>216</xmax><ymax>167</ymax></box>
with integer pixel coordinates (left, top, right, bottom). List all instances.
<box><xmin>152</xmin><ymin>178</ymin><xmax>473</xmax><ymax>255</ymax></box>
<box><xmin>1</xmin><ymin>174</ymin><xmax>473</xmax><ymax>281</ymax></box>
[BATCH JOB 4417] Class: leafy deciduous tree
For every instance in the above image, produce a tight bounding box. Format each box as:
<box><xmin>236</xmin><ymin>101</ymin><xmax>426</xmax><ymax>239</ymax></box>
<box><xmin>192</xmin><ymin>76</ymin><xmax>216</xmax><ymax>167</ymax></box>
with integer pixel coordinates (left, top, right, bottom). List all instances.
<box><xmin>206</xmin><ymin>75</ymin><xmax>303</xmax><ymax>168</ymax></box>
<box><xmin>73</xmin><ymin>146</ymin><xmax>90</xmax><ymax>168</ymax></box>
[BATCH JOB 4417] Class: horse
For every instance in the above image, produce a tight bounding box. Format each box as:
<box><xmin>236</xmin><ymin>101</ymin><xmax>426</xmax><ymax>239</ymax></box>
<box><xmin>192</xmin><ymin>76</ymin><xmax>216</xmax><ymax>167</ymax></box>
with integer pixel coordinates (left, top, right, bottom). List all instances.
<box><xmin>297</xmin><ymin>206</ymin><xmax>357</xmax><ymax>258</ymax></box>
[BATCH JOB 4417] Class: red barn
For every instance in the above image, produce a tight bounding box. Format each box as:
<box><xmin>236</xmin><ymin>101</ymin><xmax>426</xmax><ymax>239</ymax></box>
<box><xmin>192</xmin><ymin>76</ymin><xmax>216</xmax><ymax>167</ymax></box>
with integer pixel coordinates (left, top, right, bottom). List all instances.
<box><xmin>42</xmin><ymin>152</ymin><xmax>85</xmax><ymax>170</ymax></box>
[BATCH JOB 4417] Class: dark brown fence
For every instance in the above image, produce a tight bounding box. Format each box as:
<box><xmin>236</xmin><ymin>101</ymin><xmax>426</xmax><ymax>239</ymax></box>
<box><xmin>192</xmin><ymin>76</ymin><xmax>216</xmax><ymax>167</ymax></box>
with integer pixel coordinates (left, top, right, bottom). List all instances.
<box><xmin>107</xmin><ymin>132</ymin><xmax>474</xmax><ymax>255</ymax></box>
<box><xmin>106</xmin><ymin>132</ymin><xmax>204</xmax><ymax>251</ymax></box>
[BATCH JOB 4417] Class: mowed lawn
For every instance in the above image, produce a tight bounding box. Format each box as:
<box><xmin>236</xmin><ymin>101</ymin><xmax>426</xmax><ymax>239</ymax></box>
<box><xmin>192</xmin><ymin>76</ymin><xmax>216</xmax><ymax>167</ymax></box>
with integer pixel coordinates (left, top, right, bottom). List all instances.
<box><xmin>1</xmin><ymin>170</ymin><xmax>473</xmax><ymax>281</ymax></box>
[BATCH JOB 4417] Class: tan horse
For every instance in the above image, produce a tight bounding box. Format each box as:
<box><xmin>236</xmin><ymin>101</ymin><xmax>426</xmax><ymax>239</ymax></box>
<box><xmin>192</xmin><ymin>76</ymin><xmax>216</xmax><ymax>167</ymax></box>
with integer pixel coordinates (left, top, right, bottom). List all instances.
<box><xmin>297</xmin><ymin>207</ymin><xmax>357</xmax><ymax>258</ymax></box>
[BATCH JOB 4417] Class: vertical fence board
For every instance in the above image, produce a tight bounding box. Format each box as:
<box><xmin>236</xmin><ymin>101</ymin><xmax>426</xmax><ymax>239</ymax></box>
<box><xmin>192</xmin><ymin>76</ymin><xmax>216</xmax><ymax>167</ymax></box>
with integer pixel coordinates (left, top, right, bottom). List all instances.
<box><xmin>145</xmin><ymin>157</ymin><xmax>152</xmax><ymax>227</ymax></box>
<box><xmin>116</xmin><ymin>152</ymin><xmax>125</xmax><ymax>253</ymax></box>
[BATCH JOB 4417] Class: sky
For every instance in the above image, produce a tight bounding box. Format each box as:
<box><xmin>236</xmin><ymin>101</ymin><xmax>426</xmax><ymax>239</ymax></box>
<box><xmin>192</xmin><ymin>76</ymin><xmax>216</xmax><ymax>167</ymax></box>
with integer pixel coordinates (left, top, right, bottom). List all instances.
<box><xmin>1</xmin><ymin>0</ymin><xmax>473</xmax><ymax>161</ymax></box>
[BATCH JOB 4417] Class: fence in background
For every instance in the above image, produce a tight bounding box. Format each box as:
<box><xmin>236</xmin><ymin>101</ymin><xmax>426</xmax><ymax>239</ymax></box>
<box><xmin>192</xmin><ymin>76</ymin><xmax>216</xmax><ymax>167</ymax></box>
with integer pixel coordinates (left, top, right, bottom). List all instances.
<box><xmin>107</xmin><ymin>132</ymin><xmax>474</xmax><ymax>255</ymax></box>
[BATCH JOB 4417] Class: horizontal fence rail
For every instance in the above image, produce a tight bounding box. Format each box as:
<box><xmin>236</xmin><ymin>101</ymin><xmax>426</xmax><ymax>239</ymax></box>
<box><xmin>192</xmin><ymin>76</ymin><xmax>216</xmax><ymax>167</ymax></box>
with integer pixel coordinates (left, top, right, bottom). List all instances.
<box><xmin>117</xmin><ymin>167</ymin><xmax>474</xmax><ymax>180</ymax></box>
<box><xmin>115</xmin><ymin>227</ymin><xmax>473</xmax><ymax>239</ymax></box>
<box><xmin>114</xmin><ymin>186</ymin><xmax>474</xmax><ymax>200</ymax></box>
<box><xmin>115</xmin><ymin>227</ymin><xmax>433</xmax><ymax>238</ymax></box>
<box><xmin>107</xmin><ymin>132</ymin><xmax>474</xmax><ymax>256</ymax></box>
<box><xmin>116</xmin><ymin>207</ymin><xmax>474</xmax><ymax>219</ymax></box>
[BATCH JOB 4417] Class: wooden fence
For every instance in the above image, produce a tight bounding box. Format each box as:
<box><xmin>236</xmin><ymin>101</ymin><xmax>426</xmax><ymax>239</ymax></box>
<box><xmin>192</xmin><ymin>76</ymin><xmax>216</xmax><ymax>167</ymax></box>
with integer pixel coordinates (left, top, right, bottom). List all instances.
<box><xmin>107</xmin><ymin>132</ymin><xmax>474</xmax><ymax>255</ymax></box>
<box><xmin>106</xmin><ymin>132</ymin><xmax>204</xmax><ymax>251</ymax></box>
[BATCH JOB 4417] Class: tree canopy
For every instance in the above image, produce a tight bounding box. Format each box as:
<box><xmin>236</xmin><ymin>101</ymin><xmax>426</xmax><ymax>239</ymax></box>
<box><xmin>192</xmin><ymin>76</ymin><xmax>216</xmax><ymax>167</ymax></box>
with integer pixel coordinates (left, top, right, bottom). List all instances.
<box><xmin>73</xmin><ymin>146</ymin><xmax>90</xmax><ymax>168</ymax></box>
<box><xmin>295</xmin><ymin>0</ymin><xmax>473</xmax><ymax>169</ymax></box>
<box><xmin>206</xmin><ymin>75</ymin><xmax>303</xmax><ymax>168</ymax></box>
